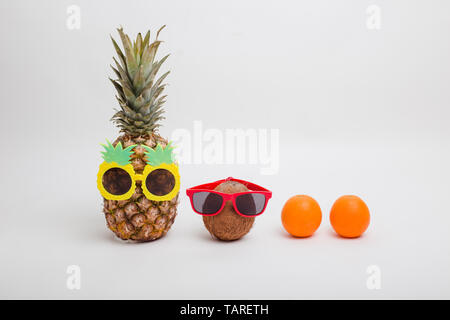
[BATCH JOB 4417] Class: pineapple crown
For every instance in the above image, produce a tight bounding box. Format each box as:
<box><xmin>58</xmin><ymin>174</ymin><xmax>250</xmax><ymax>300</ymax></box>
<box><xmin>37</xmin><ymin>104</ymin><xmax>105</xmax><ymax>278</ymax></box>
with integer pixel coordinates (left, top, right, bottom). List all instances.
<box><xmin>100</xmin><ymin>140</ymin><xmax>136</xmax><ymax>166</ymax></box>
<box><xmin>110</xmin><ymin>26</ymin><xmax>170</xmax><ymax>136</ymax></box>
<box><xmin>143</xmin><ymin>143</ymin><xmax>175</xmax><ymax>166</ymax></box>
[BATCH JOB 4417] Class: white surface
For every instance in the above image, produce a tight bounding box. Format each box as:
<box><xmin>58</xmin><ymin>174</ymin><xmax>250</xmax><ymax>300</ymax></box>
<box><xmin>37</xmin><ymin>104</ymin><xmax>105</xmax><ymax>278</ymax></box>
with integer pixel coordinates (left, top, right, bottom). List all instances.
<box><xmin>1</xmin><ymin>0</ymin><xmax>450</xmax><ymax>299</ymax></box>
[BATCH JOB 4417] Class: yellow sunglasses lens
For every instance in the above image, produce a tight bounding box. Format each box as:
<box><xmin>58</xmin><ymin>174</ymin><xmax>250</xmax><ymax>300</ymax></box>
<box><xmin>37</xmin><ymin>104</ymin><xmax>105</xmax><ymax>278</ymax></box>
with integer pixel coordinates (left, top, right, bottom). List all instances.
<box><xmin>102</xmin><ymin>167</ymin><xmax>133</xmax><ymax>196</ymax></box>
<box><xmin>145</xmin><ymin>168</ymin><xmax>176</xmax><ymax>196</ymax></box>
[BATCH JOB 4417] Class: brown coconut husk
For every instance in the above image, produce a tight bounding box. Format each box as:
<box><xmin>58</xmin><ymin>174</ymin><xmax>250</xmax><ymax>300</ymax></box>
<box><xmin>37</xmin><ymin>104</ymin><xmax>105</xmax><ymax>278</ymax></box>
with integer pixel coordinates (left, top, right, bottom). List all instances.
<box><xmin>202</xmin><ymin>180</ymin><xmax>255</xmax><ymax>241</ymax></box>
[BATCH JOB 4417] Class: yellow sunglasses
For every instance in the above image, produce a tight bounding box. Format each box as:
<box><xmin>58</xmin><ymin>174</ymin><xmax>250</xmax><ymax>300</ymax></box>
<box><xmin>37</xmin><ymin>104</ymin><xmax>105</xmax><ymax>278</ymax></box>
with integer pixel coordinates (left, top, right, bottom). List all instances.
<box><xmin>97</xmin><ymin>141</ymin><xmax>180</xmax><ymax>201</ymax></box>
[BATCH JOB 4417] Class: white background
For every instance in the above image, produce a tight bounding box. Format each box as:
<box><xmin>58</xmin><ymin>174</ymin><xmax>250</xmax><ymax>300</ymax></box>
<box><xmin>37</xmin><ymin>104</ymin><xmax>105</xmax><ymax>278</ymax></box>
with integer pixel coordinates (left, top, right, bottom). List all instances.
<box><xmin>1</xmin><ymin>0</ymin><xmax>449</xmax><ymax>299</ymax></box>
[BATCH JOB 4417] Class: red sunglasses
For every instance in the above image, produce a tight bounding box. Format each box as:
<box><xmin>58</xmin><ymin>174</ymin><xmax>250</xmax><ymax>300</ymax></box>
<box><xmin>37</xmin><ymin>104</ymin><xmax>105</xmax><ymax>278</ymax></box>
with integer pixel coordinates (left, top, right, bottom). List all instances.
<box><xmin>186</xmin><ymin>177</ymin><xmax>272</xmax><ymax>217</ymax></box>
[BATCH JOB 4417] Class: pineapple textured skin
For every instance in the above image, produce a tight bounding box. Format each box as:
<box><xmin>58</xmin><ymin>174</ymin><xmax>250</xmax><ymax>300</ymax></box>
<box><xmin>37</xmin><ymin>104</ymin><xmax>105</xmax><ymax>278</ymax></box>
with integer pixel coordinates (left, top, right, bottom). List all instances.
<box><xmin>103</xmin><ymin>134</ymin><xmax>178</xmax><ymax>241</ymax></box>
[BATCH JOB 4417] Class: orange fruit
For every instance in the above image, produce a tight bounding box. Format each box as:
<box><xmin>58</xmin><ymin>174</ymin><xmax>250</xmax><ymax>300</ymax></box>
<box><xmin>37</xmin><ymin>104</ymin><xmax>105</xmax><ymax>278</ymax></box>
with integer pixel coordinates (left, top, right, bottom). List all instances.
<box><xmin>330</xmin><ymin>195</ymin><xmax>370</xmax><ymax>238</ymax></box>
<box><xmin>281</xmin><ymin>195</ymin><xmax>322</xmax><ymax>237</ymax></box>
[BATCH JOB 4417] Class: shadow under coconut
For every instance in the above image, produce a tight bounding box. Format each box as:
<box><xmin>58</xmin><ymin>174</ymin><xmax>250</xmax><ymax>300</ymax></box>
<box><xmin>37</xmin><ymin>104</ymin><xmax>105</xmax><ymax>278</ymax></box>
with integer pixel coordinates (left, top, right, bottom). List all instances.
<box><xmin>195</xmin><ymin>228</ymin><xmax>257</xmax><ymax>243</ymax></box>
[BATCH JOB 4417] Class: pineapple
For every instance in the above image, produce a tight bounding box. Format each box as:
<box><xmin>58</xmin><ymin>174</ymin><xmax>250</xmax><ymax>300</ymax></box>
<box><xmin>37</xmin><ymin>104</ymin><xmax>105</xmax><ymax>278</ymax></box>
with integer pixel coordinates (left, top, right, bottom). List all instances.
<box><xmin>102</xmin><ymin>26</ymin><xmax>178</xmax><ymax>241</ymax></box>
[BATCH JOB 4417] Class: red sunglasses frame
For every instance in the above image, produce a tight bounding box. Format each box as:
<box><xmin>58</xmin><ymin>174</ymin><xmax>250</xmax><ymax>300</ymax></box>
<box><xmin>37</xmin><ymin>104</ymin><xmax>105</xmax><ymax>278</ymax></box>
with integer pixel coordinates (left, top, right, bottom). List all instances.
<box><xmin>186</xmin><ymin>177</ymin><xmax>272</xmax><ymax>217</ymax></box>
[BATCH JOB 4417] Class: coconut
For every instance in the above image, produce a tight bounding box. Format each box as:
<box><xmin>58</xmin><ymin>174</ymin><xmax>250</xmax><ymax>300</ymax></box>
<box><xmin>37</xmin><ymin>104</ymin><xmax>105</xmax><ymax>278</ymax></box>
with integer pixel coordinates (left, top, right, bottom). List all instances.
<box><xmin>202</xmin><ymin>180</ymin><xmax>255</xmax><ymax>241</ymax></box>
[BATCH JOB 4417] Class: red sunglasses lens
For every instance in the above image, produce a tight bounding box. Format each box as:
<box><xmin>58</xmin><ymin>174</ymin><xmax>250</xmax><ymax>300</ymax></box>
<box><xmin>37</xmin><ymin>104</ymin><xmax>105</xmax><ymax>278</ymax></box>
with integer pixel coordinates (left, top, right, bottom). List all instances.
<box><xmin>192</xmin><ymin>192</ymin><xmax>223</xmax><ymax>214</ymax></box>
<box><xmin>235</xmin><ymin>193</ymin><xmax>266</xmax><ymax>216</ymax></box>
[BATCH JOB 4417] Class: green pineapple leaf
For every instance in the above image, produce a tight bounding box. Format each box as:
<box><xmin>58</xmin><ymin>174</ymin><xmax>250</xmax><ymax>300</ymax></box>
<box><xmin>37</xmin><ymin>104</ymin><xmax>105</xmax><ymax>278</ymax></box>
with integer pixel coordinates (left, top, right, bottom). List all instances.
<box><xmin>143</xmin><ymin>143</ymin><xmax>175</xmax><ymax>166</ymax></box>
<box><xmin>100</xmin><ymin>140</ymin><xmax>136</xmax><ymax>166</ymax></box>
<box><xmin>110</xmin><ymin>26</ymin><xmax>170</xmax><ymax>136</ymax></box>
<box><xmin>117</xmin><ymin>27</ymin><xmax>138</xmax><ymax>79</ymax></box>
